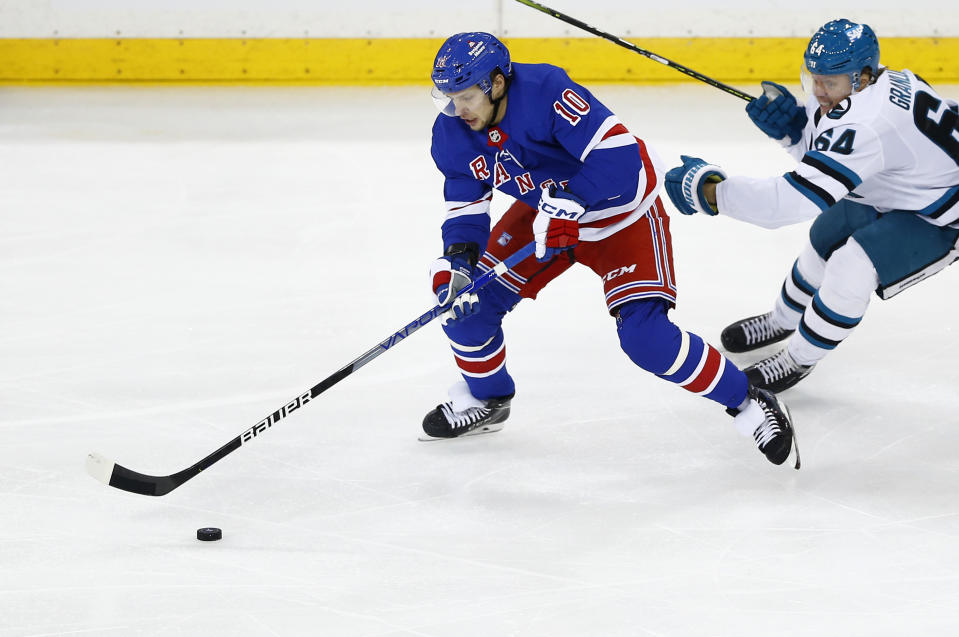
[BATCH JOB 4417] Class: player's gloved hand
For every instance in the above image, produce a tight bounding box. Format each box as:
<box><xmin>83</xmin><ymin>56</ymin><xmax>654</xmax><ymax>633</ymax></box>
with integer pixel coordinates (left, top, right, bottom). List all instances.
<box><xmin>533</xmin><ymin>185</ymin><xmax>587</xmax><ymax>262</ymax></box>
<box><xmin>745</xmin><ymin>81</ymin><xmax>808</xmax><ymax>145</ymax></box>
<box><xmin>430</xmin><ymin>242</ymin><xmax>480</xmax><ymax>325</ymax></box>
<box><xmin>664</xmin><ymin>155</ymin><xmax>726</xmax><ymax>216</ymax></box>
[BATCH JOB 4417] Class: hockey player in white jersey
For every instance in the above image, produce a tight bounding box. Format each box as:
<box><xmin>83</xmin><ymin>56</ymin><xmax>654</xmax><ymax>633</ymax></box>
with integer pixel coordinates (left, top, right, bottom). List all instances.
<box><xmin>664</xmin><ymin>18</ymin><xmax>959</xmax><ymax>392</ymax></box>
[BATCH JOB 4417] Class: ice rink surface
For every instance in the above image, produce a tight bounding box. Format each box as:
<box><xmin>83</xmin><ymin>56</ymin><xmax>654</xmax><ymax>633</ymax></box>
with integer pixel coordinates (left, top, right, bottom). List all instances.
<box><xmin>2</xmin><ymin>81</ymin><xmax>958</xmax><ymax>636</ymax></box>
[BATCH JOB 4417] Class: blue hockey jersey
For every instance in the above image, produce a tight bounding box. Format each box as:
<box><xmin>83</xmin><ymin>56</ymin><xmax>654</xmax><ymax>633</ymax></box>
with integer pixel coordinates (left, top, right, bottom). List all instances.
<box><xmin>430</xmin><ymin>62</ymin><xmax>664</xmax><ymax>251</ymax></box>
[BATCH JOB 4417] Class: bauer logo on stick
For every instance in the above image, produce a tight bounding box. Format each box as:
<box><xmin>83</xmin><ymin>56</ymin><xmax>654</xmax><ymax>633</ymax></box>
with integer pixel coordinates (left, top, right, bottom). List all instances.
<box><xmin>240</xmin><ymin>391</ymin><xmax>313</xmax><ymax>444</ymax></box>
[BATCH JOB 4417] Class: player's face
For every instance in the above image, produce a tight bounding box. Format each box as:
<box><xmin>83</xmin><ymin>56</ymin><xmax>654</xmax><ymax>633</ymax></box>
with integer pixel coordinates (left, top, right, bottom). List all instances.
<box><xmin>805</xmin><ymin>72</ymin><xmax>853</xmax><ymax>113</ymax></box>
<box><xmin>445</xmin><ymin>85</ymin><xmax>496</xmax><ymax>131</ymax></box>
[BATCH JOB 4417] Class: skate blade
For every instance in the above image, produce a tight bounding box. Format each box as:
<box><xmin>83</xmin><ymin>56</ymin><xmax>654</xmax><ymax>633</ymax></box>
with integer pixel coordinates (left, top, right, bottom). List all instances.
<box><xmin>782</xmin><ymin>402</ymin><xmax>801</xmax><ymax>470</ymax></box>
<box><xmin>417</xmin><ymin>422</ymin><xmax>505</xmax><ymax>442</ymax></box>
<box><xmin>789</xmin><ymin>429</ymin><xmax>801</xmax><ymax>470</ymax></box>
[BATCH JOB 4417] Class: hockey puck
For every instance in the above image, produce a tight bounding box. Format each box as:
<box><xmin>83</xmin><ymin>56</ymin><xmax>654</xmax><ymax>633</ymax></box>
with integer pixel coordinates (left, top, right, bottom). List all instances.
<box><xmin>196</xmin><ymin>527</ymin><xmax>222</xmax><ymax>542</ymax></box>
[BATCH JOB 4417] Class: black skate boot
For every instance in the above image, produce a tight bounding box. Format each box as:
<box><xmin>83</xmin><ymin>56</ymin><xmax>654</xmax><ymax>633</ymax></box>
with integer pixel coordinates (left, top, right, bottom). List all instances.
<box><xmin>744</xmin><ymin>348</ymin><xmax>814</xmax><ymax>393</ymax></box>
<box><xmin>421</xmin><ymin>394</ymin><xmax>513</xmax><ymax>440</ymax></box>
<box><xmin>721</xmin><ymin>312</ymin><xmax>794</xmax><ymax>353</ymax></box>
<box><xmin>728</xmin><ymin>386</ymin><xmax>800</xmax><ymax>468</ymax></box>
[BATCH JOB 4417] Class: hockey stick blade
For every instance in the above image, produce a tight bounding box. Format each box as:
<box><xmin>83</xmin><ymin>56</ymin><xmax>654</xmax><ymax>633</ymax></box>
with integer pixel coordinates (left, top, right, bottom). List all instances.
<box><xmin>85</xmin><ymin>241</ymin><xmax>536</xmax><ymax>496</ymax></box>
<box><xmin>87</xmin><ymin>452</ymin><xmax>183</xmax><ymax>496</ymax></box>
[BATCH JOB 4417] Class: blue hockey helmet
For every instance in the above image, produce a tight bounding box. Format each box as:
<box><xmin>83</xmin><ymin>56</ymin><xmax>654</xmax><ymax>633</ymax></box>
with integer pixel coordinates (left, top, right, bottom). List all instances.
<box><xmin>803</xmin><ymin>19</ymin><xmax>879</xmax><ymax>91</ymax></box>
<box><xmin>431</xmin><ymin>32</ymin><xmax>512</xmax><ymax>96</ymax></box>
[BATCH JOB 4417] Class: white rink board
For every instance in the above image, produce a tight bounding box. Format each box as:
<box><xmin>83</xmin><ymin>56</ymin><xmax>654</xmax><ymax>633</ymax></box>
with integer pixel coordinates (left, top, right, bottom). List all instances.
<box><xmin>2</xmin><ymin>84</ymin><xmax>959</xmax><ymax>635</ymax></box>
<box><xmin>0</xmin><ymin>0</ymin><xmax>956</xmax><ymax>37</ymax></box>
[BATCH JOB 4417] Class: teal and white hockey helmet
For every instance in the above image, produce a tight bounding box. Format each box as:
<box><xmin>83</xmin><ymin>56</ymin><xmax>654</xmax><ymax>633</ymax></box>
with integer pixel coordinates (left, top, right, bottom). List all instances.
<box><xmin>803</xmin><ymin>19</ymin><xmax>880</xmax><ymax>92</ymax></box>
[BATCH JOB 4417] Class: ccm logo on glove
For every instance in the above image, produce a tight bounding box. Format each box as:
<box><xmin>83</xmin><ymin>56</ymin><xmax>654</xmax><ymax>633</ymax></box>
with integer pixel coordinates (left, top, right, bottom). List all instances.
<box><xmin>533</xmin><ymin>185</ymin><xmax>587</xmax><ymax>261</ymax></box>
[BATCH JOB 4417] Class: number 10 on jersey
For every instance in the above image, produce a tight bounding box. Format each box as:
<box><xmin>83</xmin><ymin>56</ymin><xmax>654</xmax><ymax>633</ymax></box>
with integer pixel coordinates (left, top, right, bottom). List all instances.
<box><xmin>554</xmin><ymin>88</ymin><xmax>591</xmax><ymax>125</ymax></box>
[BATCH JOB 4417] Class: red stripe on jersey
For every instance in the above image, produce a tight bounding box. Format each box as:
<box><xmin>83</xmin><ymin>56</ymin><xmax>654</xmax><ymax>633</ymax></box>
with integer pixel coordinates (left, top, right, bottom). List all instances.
<box><xmin>601</xmin><ymin>123</ymin><xmax>630</xmax><ymax>140</ymax></box>
<box><xmin>684</xmin><ymin>346</ymin><xmax>722</xmax><ymax>394</ymax></box>
<box><xmin>448</xmin><ymin>192</ymin><xmax>492</xmax><ymax>212</ymax></box>
<box><xmin>579</xmin><ymin>180</ymin><xmax>667</xmax><ymax>233</ymax></box>
<box><xmin>454</xmin><ymin>345</ymin><xmax>507</xmax><ymax>376</ymax></box>
<box><xmin>636</xmin><ymin>138</ymin><xmax>658</xmax><ymax>201</ymax></box>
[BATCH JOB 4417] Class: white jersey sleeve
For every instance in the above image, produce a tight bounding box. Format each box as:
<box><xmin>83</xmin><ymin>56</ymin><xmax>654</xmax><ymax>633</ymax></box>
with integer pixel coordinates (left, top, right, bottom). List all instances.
<box><xmin>719</xmin><ymin>69</ymin><xmax>959</xmax><ymax>229</ymax></box>
<box><xmin>719</xmin><ymin>120</ymin><xmax>885</xmax><ymax>228</ymax></box>
<box><xmin>716</xmin><ymin>174</ymin><xmax>821</xmax><ymax>229</ymax></box>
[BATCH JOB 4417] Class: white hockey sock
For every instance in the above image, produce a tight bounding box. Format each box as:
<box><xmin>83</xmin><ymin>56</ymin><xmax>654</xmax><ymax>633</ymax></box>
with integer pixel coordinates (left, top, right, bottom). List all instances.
<box><xmin>447</xmin><ymin>381</ymin><xmax>486</xmax><ymax>412</ymax></box>
<box><xmin>773</xmin><ymin>239</ymin><xmax>826</xmax><ymax>331</ymax></box>
<box><xmin>788</xmin><ymin>239</ymin><xmax>877</xmax><ymax>366</ymax></box>
<box><xmin>732</xmin><ymin>400</ymin><xmax>764</xmax><ymax>438</ymax></box>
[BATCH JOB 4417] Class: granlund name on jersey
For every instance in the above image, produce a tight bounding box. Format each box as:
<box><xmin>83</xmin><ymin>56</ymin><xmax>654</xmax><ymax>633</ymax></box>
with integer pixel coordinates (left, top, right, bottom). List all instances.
<box><xmin>717</xmin><ymin>68</ymin><xmax>959</xmax><ymax>230</ymax></box>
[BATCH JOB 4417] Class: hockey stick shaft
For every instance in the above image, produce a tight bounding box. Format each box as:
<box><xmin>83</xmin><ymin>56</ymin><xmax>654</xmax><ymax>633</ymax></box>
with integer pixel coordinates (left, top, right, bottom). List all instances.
<box><xmin>512</xmin><ymin>0</ymin><xmax>755</xmax><ymax>102</ymax></box>
<box><xmin>86</xmin><ymin>241</ymin><xmax>537</xmax><ymax>496</ymax></box>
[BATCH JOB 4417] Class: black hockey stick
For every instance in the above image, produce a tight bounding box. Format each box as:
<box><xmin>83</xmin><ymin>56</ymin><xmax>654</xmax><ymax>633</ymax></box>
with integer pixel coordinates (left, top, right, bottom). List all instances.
<box><xmin>86</xmin><ymin>241</ymin><xmax>536</xmax><ymax>496</ymax></box>
<box><xmin>513</xmin><ymin>0</ymin><xmax>755</xmax><ymax>102</ymax></box>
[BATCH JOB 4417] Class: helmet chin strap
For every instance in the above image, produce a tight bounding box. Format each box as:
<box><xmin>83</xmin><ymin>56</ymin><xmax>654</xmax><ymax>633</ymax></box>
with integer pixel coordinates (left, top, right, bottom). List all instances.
<box><xmin>485</xmin><ymin>74</ymin><xmax>512</xmax><ymax>129</ymax></box>
<box><xmin>487</xmin><ymin>96</ymin><xmax>505</xmax><ymax>128</ymax></box>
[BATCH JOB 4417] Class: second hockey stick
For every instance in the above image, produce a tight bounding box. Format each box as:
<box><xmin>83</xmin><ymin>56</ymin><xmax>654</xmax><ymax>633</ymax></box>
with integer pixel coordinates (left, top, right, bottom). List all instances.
<box><xmin>513</xmin><ymin>0</ymin><xmax>755</xmax><ymax>102</ymax></box>
<box><xmin>86</xmin><ymin>241</ymin><xmax>536</xmax><ymax>497</ymax></box>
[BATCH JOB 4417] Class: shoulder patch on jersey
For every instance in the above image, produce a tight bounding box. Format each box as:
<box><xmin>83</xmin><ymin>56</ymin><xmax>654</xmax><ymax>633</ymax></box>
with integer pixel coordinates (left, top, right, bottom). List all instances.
<box><xmin>827</xmin><ymin>98</ymin><xmax>852</xmax><ymax>120</ymax></box>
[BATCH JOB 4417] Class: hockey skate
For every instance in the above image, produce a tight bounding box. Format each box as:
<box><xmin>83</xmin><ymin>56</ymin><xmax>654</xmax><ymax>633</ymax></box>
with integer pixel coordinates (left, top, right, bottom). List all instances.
<box><xmin>721</xmin><ymin>312</ymin><xmax>794</xmax><ymax>353</ymax></box>
<box><xmin>744</xmin><ymin>348</ymin><xmax>815</xmax><ymax>393</ymax></box>
<box><xmin>728</xmin><ymin>386</ymin><xmax>800</xmax><ymax>468</ymax></box>
<box><xmin>420</xmin><ymin>385</ymin><xmax>513</xmax><ymax>440</ymax></box>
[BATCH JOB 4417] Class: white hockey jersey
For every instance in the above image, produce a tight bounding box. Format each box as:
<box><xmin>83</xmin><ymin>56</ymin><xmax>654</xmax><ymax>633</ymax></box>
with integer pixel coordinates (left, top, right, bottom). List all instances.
<box><xmin>717</xmin><ymin>69</ymin><xmax>959</xmax><ymax>229</ymax></box>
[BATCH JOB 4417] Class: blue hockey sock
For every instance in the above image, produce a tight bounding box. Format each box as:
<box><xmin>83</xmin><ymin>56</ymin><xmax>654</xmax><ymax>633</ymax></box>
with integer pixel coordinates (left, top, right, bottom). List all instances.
<box><xmin>446</xmin><ymin>327</ymin><xmax>515</xmax><ymax>400</ymax></box>
<box><xmin>617</xmin><ymin>300</ymin><xmax>748</xmax><ymax>409</ymax></box>
<box><xmin>441</xmin><ymin>283</ymin><xmax>518</xmax><ymax>401</ymax></box>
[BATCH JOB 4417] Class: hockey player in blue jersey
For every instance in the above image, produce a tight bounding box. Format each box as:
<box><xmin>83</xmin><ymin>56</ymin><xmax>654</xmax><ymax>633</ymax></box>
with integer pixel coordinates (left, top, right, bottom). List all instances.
<box><xmin>664</xmin><ymin>19</ymin><xmax>959</xmax><ymax>393</ymax></box>
<box><xmin>423</xmin><ymin>31</ymin><xmax>800</xmax><ymax>468</ymax></box>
